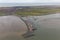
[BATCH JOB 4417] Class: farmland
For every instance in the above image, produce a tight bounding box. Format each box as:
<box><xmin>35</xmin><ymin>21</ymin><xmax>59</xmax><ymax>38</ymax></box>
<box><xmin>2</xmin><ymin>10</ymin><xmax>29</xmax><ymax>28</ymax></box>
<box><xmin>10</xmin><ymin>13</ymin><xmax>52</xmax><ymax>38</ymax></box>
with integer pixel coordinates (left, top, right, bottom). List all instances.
<box><xmin>0</xmin><ymin>5</ymin><xmax>60</xmax><ymax>16</ymax></box>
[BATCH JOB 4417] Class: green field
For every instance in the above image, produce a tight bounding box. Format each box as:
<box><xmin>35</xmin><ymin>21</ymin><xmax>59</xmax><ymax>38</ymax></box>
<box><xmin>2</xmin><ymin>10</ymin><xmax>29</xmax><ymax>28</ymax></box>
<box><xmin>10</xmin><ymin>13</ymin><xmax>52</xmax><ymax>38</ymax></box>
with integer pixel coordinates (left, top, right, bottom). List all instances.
<box><xmin>15</xmin><ymin>8</ymin><xmax>60</xmax><ymax>16</ymax></box>
<box><xmin>0</xmin><ymin>8</ymin><xmax>60</xmax><ymax>16</ymax></box>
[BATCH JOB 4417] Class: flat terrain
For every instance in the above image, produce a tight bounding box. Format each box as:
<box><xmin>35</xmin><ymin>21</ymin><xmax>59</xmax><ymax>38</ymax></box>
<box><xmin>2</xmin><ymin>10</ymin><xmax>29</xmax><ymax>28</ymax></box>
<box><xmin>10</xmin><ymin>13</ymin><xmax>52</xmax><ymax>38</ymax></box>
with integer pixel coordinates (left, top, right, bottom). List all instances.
<box><xmin>0</xmin><ymin>5</ymin><xmax>60</xmax><ymax>16</ymax></box>
<box><xmin>22</xmin><ymin>13</ymin><xmax>60</xmax><ymax>40</ymax></box>
<box><xmin>0</xmin><ymin>6</ymin><xmax>60</xmax><ymax>40</ymax></box>
<box><xmin>1</xmin><ymin>13</ymin><xmax>60</xmax><ymax>40</ymax></box>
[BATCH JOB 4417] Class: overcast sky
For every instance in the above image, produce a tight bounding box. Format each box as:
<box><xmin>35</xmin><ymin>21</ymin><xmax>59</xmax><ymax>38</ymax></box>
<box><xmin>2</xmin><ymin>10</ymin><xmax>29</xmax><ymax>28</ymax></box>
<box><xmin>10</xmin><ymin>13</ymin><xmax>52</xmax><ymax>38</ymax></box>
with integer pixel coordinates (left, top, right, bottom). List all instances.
<box><xmin>0</xmin><ymin>0</ymin><xmax>60</xmax><ymax>3</ymax></box>
<box><xmin>0</xmin><ymin>0</ymin><xmax>60</xmax><ymax>7</ymax></box>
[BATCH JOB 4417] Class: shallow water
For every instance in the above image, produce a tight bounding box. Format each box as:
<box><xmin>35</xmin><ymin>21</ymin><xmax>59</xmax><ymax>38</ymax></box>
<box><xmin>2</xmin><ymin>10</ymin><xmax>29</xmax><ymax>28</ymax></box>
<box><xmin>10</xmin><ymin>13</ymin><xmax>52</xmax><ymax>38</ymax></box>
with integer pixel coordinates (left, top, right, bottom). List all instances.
<box><xmin>1</xmin><ymin>13</ymin><xmax>60</xmax><ymax>40</ymax></box>
<box><xmin>0</xmin><ymin>16</ymin><xmax>28</xmax><ymax>40</ymax></box>
<box><xmin>23</xmin><ymin>13</ymin><xmax>60</xmax><ymax>40</ymax></box>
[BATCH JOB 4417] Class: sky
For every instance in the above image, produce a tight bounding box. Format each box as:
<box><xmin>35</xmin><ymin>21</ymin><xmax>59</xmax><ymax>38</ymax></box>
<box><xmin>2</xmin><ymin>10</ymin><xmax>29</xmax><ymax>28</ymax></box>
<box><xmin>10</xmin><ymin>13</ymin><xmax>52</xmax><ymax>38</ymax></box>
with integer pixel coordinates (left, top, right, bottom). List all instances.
<box><xmin>0</xmin><ymin>0</ymin><xmax>60</xmax><ymax>7</ymax></box>
<box><xmin>0</xmin><ymin>0</ymin><xmax>60</xmax><ymax>3</ymax></box>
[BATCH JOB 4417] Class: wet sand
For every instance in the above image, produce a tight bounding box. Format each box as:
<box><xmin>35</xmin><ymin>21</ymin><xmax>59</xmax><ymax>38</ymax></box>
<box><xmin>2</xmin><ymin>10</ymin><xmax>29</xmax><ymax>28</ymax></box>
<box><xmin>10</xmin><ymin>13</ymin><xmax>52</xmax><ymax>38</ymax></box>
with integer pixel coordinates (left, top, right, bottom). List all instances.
<box><xmin>1</xmin><ymin>13</ymin><xmax>60</xmax><ymax>40</ymax></box>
